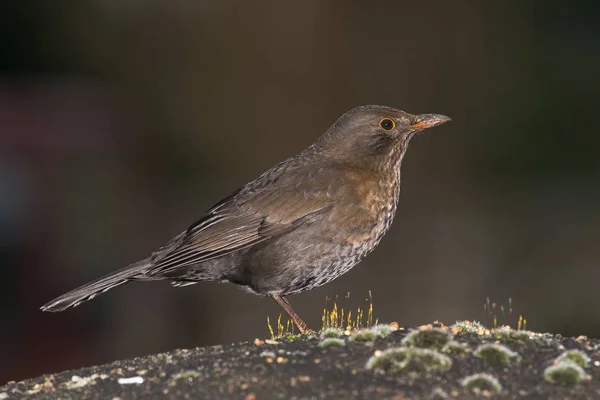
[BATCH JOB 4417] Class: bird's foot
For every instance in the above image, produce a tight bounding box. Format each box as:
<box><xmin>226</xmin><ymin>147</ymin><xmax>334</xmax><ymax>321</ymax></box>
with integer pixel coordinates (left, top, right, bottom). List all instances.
<box><xmin>270</xmin><ymin>294</ymin><xmax>313</xmax><ymax>335</ymax></box>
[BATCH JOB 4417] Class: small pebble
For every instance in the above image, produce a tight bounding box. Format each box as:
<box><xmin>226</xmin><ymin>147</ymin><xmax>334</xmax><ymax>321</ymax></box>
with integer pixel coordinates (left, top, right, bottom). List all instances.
<box><xmin>118</xmin><ymin>376</ymin><xmax>144</xmax><ymax>385</ymax></box>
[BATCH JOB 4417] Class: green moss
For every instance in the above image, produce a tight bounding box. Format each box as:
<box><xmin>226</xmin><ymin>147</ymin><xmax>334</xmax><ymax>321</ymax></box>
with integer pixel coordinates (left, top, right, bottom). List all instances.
<box><xmin>485</xmin><ymin>328</ymin><xmax>550</xmax><ymax>346</ymax></box>
<box><xmin>429</xmin><ymin>387</ymin><xmax>448</xmax><ymax>399</ymax></box>
<box><xmin>544</xmin><ymin>361</ymin><xmax>586</xmax><ymax>385</ymax></box>
<box><xmin>171</xmin><ymin>370</ymin><xmax>201</xmax><ymax>381</ymax></box>
<box><xmin>366</xmin><ymin>347</ymin><xmax>452</xmax><ymax>374</ymax></box>
<box><xmin>401</xmin><ymin>328</ymin><xmax>453</xmax><ymax>350</ymax></box>
<box><xmin>461</xmin><ymin>373</ymin><xmax>502</xmax><ymax>394</ymax></box>
<box><xmin>474</xmin><ymin>343</ymin><xmax>520</xmax><ymax>363</ymax></box>
<box><xmin>283</xmin><ymin>332</ymin><xmax>317</xmax><ymax>341</ymax></box>
<box><xmin>427</xmin><ymin>387</ymin><xmax>448</xmax><ymax>400</ymax></box>
<box><xmin>441</xmin><ymin>341</ymin><xmax>470</xmax><ymax>355</ymax></box>
<box><xmin>318</xmin><ymin>338</ymin><xmax>345</xmax><ymax>348</ymax></box>
<box><xmin>259</xmin><ymin>351</ymin><xmax>276</xmax><ymax>358</ymax></box>
<box><xmin>350</xmin><ymin>324</ymin><xmax>396</xmax><ymax>342</ymax></box>
<box><xmin>350</xmin><ymin>329</ymin><xmax>377</xmax><ymax>342</ymax></box>
<box><xmin>452</xmin><ymin>320</ymin><xmax>484</xmax><ymax>333</ymax></box>
<box><xmin>557</xmin><ymin>349</ymin><xmax>590</xmax><ymax>368</ymax></box>
<box><xmin>369</xmin><ymin>324</ymin><xmax>396</xmax><ymax>338</ymax></box>
<box><xmin>320</xmin><ymin>327</ymin><xmax>344</xmax><ymax>339</ymax></box>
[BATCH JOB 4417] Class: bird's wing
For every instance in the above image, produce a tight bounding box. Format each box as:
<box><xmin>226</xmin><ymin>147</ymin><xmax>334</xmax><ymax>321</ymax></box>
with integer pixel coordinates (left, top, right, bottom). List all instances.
<box><xmin>146</xmin><ymin>161</ymin><xmax>345</xmax><ymax>276</ymax></box>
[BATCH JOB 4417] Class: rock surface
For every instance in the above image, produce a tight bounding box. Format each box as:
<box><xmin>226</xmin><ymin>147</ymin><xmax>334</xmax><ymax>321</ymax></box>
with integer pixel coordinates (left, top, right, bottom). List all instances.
<box><xmin>2</xmin><ymin>324</ymin><xmax>599</xmax><ymax>399</ymax></box>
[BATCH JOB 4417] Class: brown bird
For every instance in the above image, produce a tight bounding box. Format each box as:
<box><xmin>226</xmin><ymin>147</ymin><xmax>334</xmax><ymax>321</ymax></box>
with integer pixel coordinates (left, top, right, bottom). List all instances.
<box><xmin>41</xmin><ymin>105</ymin><xmax>450</xmax><ymax>333</ymax></box>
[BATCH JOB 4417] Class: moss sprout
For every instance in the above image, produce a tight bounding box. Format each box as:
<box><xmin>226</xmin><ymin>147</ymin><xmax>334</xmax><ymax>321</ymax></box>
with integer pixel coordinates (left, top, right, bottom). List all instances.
<box><xmin>401</xmin><ymin>328</ymin><xmax>453</xmax><ymax>350</ymax></box>
<box><xmin>366</xmin><ymin>347</ymin><xmax>452</xmax><ymax>374</ymax></box>
<box><xmin>544</xmin><ymin>361</ymin><xmax>586</xmax><ymax>385</ymax></box>
<box><xmin>461</xmin><ymin>373</ymin><xmax>502</xmax><ymax>394</ymax></box>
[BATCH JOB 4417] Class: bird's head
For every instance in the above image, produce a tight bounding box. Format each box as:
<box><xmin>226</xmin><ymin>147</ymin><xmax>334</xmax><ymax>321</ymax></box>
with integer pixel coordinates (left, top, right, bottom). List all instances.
<box><xmin>314</xmin><ymin>105</ymin><xmax>451</xmax><ymax>170</ymax></box>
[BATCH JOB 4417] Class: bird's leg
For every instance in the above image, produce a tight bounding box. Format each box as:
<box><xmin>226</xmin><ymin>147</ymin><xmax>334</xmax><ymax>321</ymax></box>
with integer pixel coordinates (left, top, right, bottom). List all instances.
<box><xmin>270</xmin><ymin>294</ymin><xmax>313</xmax><ymax>334</ymax></box>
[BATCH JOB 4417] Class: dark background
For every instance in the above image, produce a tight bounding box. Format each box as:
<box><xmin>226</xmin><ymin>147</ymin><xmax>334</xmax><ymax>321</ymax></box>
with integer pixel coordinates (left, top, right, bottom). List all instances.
<box><xmin>1</xmin><ymin>1</ymin><xmax>599</xmax><ymax>384</ymax></box>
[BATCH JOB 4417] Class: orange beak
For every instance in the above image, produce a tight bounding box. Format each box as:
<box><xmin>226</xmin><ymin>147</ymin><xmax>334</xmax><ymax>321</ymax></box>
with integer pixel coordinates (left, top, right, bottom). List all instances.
<box><xmin>411</xmin><ymin>114</ymin><xmax>451</xmax><ymax>131</ymax></box>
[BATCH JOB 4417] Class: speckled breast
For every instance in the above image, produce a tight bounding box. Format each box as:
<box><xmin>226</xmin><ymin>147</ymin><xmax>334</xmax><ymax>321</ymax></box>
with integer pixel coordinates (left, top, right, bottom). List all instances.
<box><xmin>286</xmin><ymin>169</ymin><xmax>402</xmax><ymax>295</ymax></box>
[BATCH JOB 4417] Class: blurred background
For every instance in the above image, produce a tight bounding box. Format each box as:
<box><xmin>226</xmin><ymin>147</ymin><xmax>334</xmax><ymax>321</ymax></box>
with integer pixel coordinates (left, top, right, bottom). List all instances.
<box><xmin>1</xmin><ymin>0</ymin><xmax>599</xmax><ymax>384</ymax></box>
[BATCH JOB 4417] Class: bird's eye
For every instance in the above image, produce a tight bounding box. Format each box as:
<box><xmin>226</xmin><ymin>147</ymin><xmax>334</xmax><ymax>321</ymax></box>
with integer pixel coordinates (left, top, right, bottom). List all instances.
<box><xmin>379</xmin><ymin>118</ymin><xmax>395</xmax><ymax>131</ymax></box>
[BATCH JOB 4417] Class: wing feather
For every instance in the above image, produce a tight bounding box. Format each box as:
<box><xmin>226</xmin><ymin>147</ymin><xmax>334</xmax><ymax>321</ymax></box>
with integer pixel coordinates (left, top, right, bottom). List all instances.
<box><xmin>146</xmin><ymin>163</ymin><xmax>343</xmax><ymax>276</ymax></box>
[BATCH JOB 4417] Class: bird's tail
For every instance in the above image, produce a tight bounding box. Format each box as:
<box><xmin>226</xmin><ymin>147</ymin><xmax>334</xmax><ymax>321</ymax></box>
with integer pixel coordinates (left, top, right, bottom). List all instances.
<box><xmin>40</xmin><ymin>259</ymin><xmax>153</xmax><ymax>312</ymax></box>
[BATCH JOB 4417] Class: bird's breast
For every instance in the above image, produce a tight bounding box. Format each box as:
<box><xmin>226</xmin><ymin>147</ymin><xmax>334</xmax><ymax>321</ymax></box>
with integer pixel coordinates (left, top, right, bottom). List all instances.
<box><xmin>338</xmin><ymin>169</ymin><xmax>400</xmax><ymax>255</ymax></box>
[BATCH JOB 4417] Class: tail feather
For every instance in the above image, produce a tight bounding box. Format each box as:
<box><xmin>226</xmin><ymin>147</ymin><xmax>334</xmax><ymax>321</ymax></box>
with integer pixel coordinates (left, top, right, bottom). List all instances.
<box><xmin>41</xmin><ymin>259</ymin><xmax>152</xmax><ymax>312</ymax></box>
